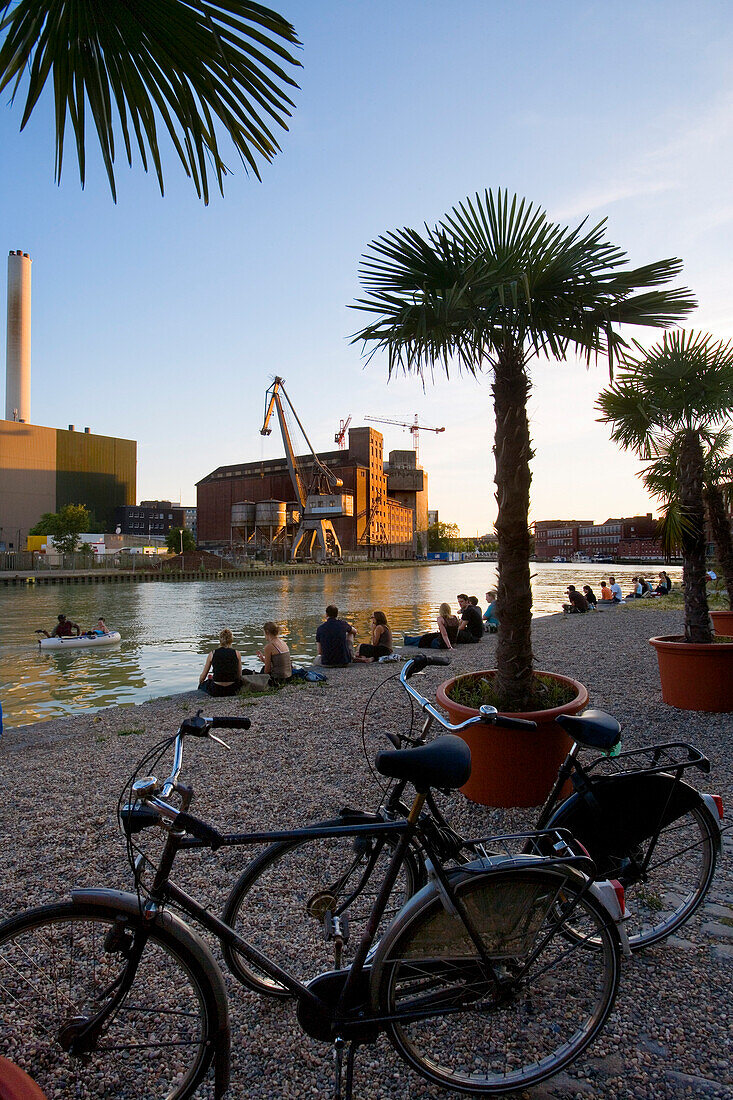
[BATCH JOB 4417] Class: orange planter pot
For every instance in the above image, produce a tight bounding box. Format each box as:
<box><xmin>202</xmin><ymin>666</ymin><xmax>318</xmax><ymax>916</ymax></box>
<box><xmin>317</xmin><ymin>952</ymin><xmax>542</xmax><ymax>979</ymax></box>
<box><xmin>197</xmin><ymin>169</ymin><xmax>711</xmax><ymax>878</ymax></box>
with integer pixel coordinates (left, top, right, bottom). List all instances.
<box><xmin>710</xmin><ymin>609</ymin><xmax>733</xmax><ymax>635</ymax></box>
<box><xmin>435</xmin><ymin>671</ymin><xmax>588</xmax><ymax>808</ymax></box>
<box><xmin>649</xmin><ymin>635</ymin><xmax>733</xmax><ymax>712</ymax></box>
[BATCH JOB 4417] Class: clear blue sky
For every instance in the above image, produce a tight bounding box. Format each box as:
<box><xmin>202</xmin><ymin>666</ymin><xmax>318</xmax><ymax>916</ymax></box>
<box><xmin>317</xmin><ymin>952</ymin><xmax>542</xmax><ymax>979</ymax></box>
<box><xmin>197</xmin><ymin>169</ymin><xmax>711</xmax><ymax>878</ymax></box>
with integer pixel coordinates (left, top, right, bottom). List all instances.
<box><xmin>2</xmin><ymin>0</ymin><xmax>732</xmax><ymax>534</ymax></box>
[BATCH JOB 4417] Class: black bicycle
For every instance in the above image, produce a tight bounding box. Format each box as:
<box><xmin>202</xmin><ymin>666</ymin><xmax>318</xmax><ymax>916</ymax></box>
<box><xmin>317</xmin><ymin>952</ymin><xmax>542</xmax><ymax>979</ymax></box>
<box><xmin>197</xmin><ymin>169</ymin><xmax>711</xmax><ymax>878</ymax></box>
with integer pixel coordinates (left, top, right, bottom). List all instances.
<box><xmin>223</xmin><ymin>653</ymin><xmax>723</xmax><ymax>1001</ymax></box>
<box><xmin>0</xmin><ymin>702</ymin><xmax>624</xmax><ymax>1099</ymax></box>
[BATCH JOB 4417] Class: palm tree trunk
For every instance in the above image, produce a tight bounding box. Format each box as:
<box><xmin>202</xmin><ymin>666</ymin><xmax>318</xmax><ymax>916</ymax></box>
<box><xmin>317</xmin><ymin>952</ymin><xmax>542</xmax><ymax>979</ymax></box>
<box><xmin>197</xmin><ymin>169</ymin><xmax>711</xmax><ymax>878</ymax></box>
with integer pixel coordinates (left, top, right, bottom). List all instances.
<box><xmin>704</xmin><ymin>484</ymin><xmax>733</xmax><ymax>608</ymax></box>
<box><xmin>493</xmin><ymin>343</ymin><xmax>534</xmax><ymax>709</ymax></box>
<box><xmin>679</xmin><ymin>431</ymin><xmax>712</xmax><ymax>642</ymax></box>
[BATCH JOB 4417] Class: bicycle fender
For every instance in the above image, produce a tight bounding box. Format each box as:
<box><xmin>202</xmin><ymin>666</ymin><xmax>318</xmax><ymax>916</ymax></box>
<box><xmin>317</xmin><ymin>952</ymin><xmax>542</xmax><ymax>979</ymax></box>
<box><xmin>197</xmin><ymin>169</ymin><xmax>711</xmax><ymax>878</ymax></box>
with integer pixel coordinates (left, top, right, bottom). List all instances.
<box><xmin>71</xmin><ymin>888</ymin><xmax>230</xmax><ymax>1098</ymax></box>
<box><xmin>547</xmin><ymin>774</ymin><xmax>717</xmax><ymax>869</ymax></box>
<box><xmin>368</xmin><ymin>861</ymin><xmax>598</xmax><ymax>1011</ymax></box>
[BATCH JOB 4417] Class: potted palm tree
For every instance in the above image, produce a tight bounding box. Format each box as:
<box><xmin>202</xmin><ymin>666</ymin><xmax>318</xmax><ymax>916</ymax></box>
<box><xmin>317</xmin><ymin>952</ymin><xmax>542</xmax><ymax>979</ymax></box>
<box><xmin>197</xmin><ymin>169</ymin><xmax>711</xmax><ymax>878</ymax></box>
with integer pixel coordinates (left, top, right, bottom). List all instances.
<box><xmin>642</xmin><ymin>429</ymin><xmax>733</xmax><ymax>635</ymax></box>
<box><xmin>597</xmin><ymin>330</ymin><xmax>733</xmax><ymax>712</ymax></box>
<box><xmin>351</xmin><ymin>189</ymin><xmax>695</xmax><ymax>804</ymax></box>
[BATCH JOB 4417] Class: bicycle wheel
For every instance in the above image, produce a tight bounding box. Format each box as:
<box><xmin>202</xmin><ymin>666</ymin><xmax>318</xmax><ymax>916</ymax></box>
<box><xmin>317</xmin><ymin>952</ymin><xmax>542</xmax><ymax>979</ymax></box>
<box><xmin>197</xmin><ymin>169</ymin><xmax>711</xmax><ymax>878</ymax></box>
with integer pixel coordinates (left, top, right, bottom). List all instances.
<box><xmin>374</xmin><ymin>867</ymin><xmax>619</xmax><ymax>1095</ymax></box>
<box><xmin>222</xmin><ymin>830</ymin><xmax>423</xmax><ymax>997</ymax></box>
<box><xmin>0</xmin><ymin>902</ymin><xmax>218</xmax><ymax>1100</ymax></box>
<box><xmin>606</xmin><ymin>804</ymin><xmax>717</xmax><ymax>950</ymax></box>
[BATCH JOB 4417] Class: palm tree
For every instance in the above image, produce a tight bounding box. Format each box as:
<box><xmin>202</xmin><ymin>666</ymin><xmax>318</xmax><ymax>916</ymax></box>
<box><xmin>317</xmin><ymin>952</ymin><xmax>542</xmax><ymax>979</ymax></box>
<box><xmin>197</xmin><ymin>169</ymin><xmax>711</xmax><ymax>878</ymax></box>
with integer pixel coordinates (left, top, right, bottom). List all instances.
<box><xmin>351</xmin><ymin>190</ymin><xmax>695</xmax><ymax>711</ymax></box>
<box><xmin>597</xmin><ymin>330</ymin><xmax>733</xmax><ymax>643</ymax></box>
<box><xmin>0</xmin><ymin>0</ymin><xmax>301</xmax><ymax>202</ymax></box>
<box><xmin>638</xmin><ymin>429</ymin><xmax>733</xmax><ymax>609</ymax></box>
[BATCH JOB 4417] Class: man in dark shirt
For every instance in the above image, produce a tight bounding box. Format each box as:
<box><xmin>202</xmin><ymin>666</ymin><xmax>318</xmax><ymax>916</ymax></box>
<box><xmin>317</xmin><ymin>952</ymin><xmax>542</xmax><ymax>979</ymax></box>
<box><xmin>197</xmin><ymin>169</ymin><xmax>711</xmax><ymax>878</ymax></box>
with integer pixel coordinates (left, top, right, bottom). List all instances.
<box><xmin>562</xmin><ymin>586</ymin><xmax>589</xmax><ymax>614</ymax></box>
<box><xmin>36</xmin><ymin>614</ymin><xmax>80</xmax><ymax>639</ymax></box>
<box><xmin>456</xmin><ymin>593</ymin><xmax>483</xmax><ymax>643</ymax></box>
<box><xmin>315</xmin><ymin>605</ymin><xmax>356</xmax><ymax>666</ymax></box>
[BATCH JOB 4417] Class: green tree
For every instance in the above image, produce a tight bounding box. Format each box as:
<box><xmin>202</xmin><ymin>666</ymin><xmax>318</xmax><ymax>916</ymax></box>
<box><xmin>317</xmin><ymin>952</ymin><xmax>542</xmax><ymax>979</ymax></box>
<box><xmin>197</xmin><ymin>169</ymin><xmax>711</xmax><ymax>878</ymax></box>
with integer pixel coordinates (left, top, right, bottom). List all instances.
<box><xmin>41</xmin><ymin>503</ymin><xmax>92</xmax><ymax>554</ymax></box>
<box><xmin>28</xmin><ymin>512</ymin><xmax>58</xmax><ymax>536</ymax></box>
<box><xmin>427</xmin><ymin>521</ymin><xmax>460</xmax><ymax>552</ymax></box>
<box><xmin>0</xmin><ymin>1</ymin><xmax>301</xmax><ymax>202</ymax></box>
<box><xmin>597</xmin><ymin>331</ymin><xmax>733</xmax><ymax>643</ymax></box>
<box><xmin>352</xmin><ymin>190</ymin><xmax>695</xmax><ymax>709</ymax></box>
<box><xmin>166</xmin><ymin>527</ymin><xmax>196</xmax><ymax>554</ymax></box>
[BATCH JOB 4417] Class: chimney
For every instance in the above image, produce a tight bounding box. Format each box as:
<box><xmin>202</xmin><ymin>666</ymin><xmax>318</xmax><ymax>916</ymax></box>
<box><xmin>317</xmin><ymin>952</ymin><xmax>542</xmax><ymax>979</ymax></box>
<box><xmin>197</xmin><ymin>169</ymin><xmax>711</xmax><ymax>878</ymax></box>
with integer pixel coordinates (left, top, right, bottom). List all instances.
<box><xmin>5</xmin><ymin>251</ymin><xmax>32</xmax><ymax>423</ymax></box>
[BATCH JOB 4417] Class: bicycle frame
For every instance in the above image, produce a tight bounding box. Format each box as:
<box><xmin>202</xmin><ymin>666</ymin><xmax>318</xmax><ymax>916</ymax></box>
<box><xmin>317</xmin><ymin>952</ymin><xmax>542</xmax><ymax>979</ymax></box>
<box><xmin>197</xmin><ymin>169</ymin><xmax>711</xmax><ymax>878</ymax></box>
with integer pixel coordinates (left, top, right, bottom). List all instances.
<box><xmin>130</xmin><ymin>791</ymin><xmax>595</xmax><ymax>1032</ymax></box>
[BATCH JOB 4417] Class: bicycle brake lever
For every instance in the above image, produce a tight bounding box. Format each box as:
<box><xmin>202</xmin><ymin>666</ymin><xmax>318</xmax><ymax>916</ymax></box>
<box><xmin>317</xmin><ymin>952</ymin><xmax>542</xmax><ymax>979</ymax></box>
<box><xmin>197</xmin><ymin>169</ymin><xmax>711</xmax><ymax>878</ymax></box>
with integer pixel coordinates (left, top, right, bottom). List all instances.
<box><xmin>209</xmin><ymin>733</ymin><xmax>231</xmax><ymax>750</ymax></box>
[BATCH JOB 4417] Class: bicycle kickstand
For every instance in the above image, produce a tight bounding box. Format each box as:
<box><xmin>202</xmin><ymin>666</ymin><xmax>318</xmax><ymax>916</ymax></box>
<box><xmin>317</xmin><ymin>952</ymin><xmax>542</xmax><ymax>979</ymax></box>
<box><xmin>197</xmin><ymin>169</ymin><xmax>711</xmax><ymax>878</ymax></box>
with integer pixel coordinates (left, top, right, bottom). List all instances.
<box><xmin>332</xmin><ymin>1037</ymin><xmax>358</xmax><ymax>1100</ymax></box>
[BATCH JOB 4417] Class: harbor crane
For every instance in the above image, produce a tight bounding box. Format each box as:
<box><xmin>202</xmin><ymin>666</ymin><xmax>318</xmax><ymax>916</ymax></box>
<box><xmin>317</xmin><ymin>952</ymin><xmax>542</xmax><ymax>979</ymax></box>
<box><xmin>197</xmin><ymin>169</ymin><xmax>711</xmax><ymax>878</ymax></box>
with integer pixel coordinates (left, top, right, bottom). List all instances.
<box><xmin>364</xmin><ymin>414</ymin><xmax>445</xmax><ymax>464</ymax></box>
<box><xmin>261</xmin><ymin>377</ymin><xmax>353</xmax><ymax>561</ymax></box>
<box><xmin>334</xmin><ymin>414</ymin><xmax>352</xmax><ymax>449</ymax></box>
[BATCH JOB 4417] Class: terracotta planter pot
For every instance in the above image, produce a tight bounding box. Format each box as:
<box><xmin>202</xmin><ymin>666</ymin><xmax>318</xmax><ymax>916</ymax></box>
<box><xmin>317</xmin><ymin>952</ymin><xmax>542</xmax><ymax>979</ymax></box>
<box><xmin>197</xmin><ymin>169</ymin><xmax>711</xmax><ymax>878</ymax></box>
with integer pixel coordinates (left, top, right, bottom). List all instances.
<box><xmin>710</xmin><ymin>609</ymin><xmax>733</xmax><ymax>636</ymax></box>
<box><xmin>435</xmin><ymin>671</ymin><xmax>588</xmax><ymax>808</ymax></box>
<box><xmin>649</xmin><ymin>635</ymin><xmax>733</xmax><ymax>712</ymax></box>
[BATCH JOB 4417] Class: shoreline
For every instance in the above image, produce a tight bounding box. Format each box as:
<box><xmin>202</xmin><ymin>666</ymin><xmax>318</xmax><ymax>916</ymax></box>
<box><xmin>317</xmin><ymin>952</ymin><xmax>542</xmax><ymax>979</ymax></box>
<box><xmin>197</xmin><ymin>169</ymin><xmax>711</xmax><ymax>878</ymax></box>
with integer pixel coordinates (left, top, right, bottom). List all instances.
<box><xmin>1</xmin><ymin>607</ymin><xmax>732</xmax><ymax>1097</ymax></box>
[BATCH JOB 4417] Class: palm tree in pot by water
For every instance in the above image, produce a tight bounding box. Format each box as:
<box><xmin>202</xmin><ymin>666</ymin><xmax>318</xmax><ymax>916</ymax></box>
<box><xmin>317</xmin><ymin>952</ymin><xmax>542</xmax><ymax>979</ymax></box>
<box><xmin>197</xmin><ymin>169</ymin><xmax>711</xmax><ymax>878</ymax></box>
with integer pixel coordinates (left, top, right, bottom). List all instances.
<box><xmin>352</xmin><ymin>189</ymin><xmax>695</xmax><ymax>710</ymax></box>
<box><xmin>597</xmin><ymin>330</ymin><xmax>733</xmax><ymax>642</ymax></box>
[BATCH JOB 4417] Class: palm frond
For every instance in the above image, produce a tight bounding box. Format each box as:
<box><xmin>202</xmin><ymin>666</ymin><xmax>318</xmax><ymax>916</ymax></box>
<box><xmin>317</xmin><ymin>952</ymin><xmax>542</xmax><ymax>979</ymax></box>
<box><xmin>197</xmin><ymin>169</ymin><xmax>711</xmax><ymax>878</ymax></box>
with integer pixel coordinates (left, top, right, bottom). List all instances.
<box><xmin>0</xmin><ymin>0</ymin><xmax>301</xmax><ymax>201</ymax></box>
<box><xmin>351</xmin><ymin>188</ymin><xmax>695</xmax><ymax>378</ymax></box>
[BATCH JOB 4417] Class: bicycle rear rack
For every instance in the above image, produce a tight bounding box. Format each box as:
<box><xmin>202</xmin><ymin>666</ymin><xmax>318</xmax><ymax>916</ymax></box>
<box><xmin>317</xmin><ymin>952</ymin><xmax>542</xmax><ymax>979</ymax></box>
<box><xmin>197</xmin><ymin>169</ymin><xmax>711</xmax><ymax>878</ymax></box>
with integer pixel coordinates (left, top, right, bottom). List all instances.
<box><xmin>583</xmin><ymin>741</ymin><xmax>710</xmax><ymax>778</ymax></box>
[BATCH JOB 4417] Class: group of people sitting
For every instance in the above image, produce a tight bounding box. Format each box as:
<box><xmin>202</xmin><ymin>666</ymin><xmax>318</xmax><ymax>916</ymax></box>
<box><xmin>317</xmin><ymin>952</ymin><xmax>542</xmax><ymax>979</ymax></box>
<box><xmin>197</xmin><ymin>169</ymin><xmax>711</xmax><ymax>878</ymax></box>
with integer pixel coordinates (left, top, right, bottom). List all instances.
<box><xmin>404</xmin><ymin>591</ymin><xmax>499</xmax><ymax>650</ymax></box>
<box><xmin>562</xmin><ymin>571</ymin><xmax>675</xmax><ymax>614</ymax></box>
<box><xmin>198</xmin><ymin>622</ymin><xmax>292</xmax><ymax>696</ymax></box>
<box><xmin>198</xmin><ymin>590</ymin><xmax>503</xmax><ymax>687</ymax></box>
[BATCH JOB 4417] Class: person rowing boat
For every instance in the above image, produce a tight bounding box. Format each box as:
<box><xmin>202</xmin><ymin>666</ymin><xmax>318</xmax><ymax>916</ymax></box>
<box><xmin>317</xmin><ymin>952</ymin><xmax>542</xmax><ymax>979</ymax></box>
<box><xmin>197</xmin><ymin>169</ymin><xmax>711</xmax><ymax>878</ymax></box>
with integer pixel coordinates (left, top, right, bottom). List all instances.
<box><xmin>35</xmin><ymin>614</ymin><xmax>80</xmax><ymax>639</ymax></box>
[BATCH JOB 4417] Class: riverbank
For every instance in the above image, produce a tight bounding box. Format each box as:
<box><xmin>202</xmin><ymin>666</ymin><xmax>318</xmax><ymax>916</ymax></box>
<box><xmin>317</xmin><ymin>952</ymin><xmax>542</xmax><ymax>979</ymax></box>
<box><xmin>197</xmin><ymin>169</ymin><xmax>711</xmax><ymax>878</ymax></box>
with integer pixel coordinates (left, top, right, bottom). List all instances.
<box><xmin>1</xmin><ymin>607</ymin><xmax>731</xmax><ymax>1098</ymax></box>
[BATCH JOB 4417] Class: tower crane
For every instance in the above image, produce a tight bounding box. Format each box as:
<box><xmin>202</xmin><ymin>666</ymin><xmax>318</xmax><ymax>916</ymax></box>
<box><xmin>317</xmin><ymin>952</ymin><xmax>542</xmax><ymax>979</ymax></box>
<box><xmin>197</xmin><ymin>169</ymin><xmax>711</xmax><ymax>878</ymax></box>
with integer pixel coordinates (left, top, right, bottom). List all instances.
<box><xmin>334</xmin><ymin>415</ymin><xmax>352</xmax><ymax>449</ymax></box>
<box><xmin>261</xmin><ymin>377</ymin><xmax>353</xmax><ymax>560</ymax></box>
<box><xmin>363</xmin><ymin>414</ymin><xmax>445</xmax><ymax>464</ymax></box>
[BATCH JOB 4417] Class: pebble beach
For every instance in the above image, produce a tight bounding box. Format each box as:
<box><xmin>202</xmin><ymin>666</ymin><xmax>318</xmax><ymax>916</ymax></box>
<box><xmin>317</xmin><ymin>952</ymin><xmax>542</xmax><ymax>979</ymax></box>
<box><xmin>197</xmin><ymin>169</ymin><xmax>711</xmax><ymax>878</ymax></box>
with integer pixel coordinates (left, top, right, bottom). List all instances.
<box><xmin>1</xmin><ymin>605</ymin><xmax>731</xmax><ymax>1099</ymax></box>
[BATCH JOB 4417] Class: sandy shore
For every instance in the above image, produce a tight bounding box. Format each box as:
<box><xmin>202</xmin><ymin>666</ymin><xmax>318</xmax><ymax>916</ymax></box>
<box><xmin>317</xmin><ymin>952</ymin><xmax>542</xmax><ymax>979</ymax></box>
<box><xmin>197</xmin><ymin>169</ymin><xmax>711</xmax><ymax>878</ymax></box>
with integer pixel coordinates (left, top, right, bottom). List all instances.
<box><xmin>1</xmin><ymin>606</ymin><xmax>731</xmax><ymax>1098</ymax></box>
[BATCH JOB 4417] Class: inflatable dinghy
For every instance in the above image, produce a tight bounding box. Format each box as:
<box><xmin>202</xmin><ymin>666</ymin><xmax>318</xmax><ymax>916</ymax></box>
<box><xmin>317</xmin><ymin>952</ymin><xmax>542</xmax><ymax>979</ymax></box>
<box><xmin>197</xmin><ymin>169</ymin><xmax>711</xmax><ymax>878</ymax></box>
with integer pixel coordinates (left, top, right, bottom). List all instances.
<box><xmin>38</xmin><ymin>631</ymin><xmax>121</xmax><ymax>650</ymax></box>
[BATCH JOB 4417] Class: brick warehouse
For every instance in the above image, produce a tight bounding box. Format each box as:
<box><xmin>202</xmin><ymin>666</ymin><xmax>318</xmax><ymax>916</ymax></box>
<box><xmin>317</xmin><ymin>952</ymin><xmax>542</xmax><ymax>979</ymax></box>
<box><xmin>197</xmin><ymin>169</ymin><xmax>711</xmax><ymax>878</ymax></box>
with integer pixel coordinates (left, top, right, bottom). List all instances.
<box><xmin>197</xmin><ymin>427</ymin><xmax>426</xmax><ymax>558</ymax></box>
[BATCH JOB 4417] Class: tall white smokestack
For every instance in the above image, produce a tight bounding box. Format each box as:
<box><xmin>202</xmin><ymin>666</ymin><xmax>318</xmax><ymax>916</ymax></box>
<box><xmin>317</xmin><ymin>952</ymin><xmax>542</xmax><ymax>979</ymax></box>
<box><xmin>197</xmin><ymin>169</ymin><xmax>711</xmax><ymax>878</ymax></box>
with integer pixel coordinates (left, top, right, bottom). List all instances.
<box><xmin>5</xmin><ymin>250</ymin><xmax>32</xmax><ymax>423</ymax></box>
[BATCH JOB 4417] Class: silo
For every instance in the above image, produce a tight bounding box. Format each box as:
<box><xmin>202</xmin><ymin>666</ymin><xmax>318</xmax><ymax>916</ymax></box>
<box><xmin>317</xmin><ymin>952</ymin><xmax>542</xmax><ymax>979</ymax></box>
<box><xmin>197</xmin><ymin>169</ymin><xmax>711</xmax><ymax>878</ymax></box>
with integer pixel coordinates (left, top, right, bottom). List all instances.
<box><xmin>231</xmin><ymin>502</ymin><xmax>256</xmax><ymax>528</ymax></box>
<box><xmin>5</xmin><ymin>251</ymin><xmax>32</xmax><ymax>423</ymax></box>
<box><xmin>231</xmin><ymin>502</ymin><xmax>256</xmax><ymax>546</ymax></box>
<box><xmin>255</xmin><ymin>500</ymin><xmax>287</xmax><ymax>531</ymax></box>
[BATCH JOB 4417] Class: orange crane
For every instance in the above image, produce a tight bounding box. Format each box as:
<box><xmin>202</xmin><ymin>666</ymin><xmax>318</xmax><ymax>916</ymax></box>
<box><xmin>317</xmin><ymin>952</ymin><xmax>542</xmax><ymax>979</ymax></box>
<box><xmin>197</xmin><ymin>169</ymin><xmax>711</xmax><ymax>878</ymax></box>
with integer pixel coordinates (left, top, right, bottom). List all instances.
<box><xmin>364</xmin><ymin>414</ymin><xmax>445</xmax><ymax>463</ymax></box>
<box><xmin>334</xmin><ymin>415</ymin><xmax>352</xmax><ymax>449</ymax></box>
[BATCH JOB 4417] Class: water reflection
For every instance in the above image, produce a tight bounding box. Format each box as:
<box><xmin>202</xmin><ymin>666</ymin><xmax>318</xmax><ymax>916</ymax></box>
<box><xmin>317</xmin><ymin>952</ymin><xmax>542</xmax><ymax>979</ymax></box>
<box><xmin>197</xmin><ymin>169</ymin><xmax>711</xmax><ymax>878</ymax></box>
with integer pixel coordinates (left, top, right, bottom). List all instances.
<box><xmin>0</xmin><ymin>562</ymin><xmax>681</xmax><ymax>728</ymax></box>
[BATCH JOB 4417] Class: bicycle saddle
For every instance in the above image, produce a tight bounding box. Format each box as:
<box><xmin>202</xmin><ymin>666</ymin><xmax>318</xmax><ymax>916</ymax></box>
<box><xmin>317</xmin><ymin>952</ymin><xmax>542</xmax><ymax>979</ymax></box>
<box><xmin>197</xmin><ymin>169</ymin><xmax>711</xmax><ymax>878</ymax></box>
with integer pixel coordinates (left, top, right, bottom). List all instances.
<box><xmin>555</xmin><ymin>709</ymin><xmax>621</xmax><ymax>751</ymax></box>
<box><xmin>375</xmin><ymin>734</ymin><xmax>471</xmax><ymax>792</ymax></box>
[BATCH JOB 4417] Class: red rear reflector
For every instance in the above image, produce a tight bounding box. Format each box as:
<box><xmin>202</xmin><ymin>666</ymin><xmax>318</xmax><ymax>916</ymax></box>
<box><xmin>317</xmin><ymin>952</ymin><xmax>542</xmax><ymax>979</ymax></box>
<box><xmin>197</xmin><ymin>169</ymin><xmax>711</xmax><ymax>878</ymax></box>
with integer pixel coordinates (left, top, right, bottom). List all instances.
<box><xmin>610</xmin><ymin>879</ymin><xmax>626</xmax><ymax>916</ymax></box>
<box><xmin>712</xmin><ymin>795</ymin><xmax>724</xmax><ymax>820</ymax></box>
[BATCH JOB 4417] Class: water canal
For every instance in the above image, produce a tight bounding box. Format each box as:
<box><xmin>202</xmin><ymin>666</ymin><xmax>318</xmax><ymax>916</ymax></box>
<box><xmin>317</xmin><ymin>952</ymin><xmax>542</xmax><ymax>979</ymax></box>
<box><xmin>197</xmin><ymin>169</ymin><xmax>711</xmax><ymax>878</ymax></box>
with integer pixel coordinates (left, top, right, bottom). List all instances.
<box><xmin>0</xmin><ymin>561</ymin><xmax>681</xmax><ymax>728</ymax></box>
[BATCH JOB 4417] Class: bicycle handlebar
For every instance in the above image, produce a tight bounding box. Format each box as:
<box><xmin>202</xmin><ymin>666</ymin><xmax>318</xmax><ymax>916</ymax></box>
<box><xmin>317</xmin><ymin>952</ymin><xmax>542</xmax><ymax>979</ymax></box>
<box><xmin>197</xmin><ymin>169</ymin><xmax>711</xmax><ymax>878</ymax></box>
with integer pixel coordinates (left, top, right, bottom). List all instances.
<box><xmin>160</xmin><ymin>713</ymin><xmax>252</xmax><ymax>797</ymax></box>
<box><xmin>399</xmin><ymin>657</ymin><xmax>537</xmax><ymax>732</ymax></box>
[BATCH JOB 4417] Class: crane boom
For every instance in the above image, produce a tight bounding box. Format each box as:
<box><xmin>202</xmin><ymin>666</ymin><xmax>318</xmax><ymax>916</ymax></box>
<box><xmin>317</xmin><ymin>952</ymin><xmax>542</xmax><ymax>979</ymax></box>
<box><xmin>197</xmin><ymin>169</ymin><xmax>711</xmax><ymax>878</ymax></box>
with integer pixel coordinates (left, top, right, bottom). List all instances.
<box><xmin>261</xmin><ymin>377</ymin><xmax>307</xmax><ymax>508</ymax></box>
<box><xmin>364</xmin><ymin>414</ymin><xmax>445</xmax><ymax>462</ymax></box>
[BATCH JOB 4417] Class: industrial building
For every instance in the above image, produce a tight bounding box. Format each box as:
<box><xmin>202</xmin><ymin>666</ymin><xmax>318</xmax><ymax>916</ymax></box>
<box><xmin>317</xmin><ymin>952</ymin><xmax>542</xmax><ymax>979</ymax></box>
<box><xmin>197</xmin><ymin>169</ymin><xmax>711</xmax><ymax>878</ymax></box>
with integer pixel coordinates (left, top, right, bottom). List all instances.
<box><xmin>114</xmin><ymin>501</ymin><xmax>188</xmax><ymax>540</ymax></box>
<box><xmin>197</xmin><ymin>426</ymin><xmax>428</xmax><ymax>558</ymax></box>
<box><xmin>1</xmin><ymin>250</ymin><xmax>136</xmax><ymax>548</ymax></box>
<box><xmin>533</xmin><ymin>515</ymin><xmax>662</xmax><ymax>560</ymax></box>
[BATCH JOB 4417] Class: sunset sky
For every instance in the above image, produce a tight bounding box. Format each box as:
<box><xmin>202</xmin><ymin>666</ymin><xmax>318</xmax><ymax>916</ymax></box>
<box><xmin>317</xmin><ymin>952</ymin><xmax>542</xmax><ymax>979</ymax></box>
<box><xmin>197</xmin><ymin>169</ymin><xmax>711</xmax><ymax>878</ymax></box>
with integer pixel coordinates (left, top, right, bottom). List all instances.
<box><xmin>2</xmin><ymin>0</ymin><xmax>732</xmax><ymax>534</ymax></box>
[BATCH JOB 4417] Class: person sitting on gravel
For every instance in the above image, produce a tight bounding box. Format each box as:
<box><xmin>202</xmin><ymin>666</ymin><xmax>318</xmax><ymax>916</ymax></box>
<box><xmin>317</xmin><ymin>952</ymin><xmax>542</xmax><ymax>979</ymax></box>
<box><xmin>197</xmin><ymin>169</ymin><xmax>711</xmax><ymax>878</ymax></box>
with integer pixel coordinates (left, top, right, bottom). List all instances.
<box><xmin>315</xmin><ymin>605</ymin><xmax>355</xmax><ymax>667</ymax></box>
<box><xmin>257</xmin><ymin>622</ymin><xmax>292</xmax><ymax>683</ymax></box>
<box><xmin>483</xmin><ymin>590</ymin><xmax>499</xmax><ymax>633</ymax></box>
<box><xmin>355</xmin><ymin>611</ymin><xmax>393</xmax><ymax>662</ymax></box>
<box><xmin>456</xmin><ymin>593</ymin><xmax>484</xmax><ymax>643</ymax></box>
<box><xmin>404</xmin><ymin>603</ymin><xmax>459</xmax><ymax>649</ymax></box>
<box><xmin>582</xmin><ymin>585</ymin><xmax>598</xmax><ymax>610</ymax></box>
<box><xmin>562</xmin><ymin>586</ymin><xmax>589</xmax><ymax>614</ymax></box>
<box><xmin>198</xmin><ymin>629</ymin><xmax>243</xmax><ymax>696</ymax></box>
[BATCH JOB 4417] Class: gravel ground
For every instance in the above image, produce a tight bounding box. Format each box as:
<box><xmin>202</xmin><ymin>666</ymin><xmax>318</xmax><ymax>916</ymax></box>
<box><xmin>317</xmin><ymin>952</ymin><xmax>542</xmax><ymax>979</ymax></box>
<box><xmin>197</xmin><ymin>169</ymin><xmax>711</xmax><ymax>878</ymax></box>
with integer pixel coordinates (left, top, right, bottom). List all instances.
<box><xmin>0</xmin><ymin>605</ymin><xmax>731</xmax><ymax>1099</ymax></box>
